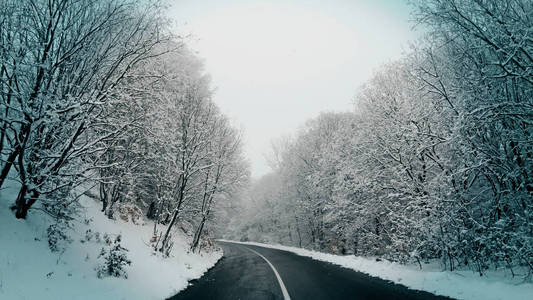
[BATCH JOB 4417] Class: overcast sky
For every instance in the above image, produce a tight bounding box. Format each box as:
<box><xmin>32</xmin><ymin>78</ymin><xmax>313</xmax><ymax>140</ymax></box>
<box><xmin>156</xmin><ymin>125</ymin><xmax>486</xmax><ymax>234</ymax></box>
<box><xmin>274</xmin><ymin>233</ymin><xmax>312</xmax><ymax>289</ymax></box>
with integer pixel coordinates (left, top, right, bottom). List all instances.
<box><xmin>168</xmin><ymin>0</ymin><xmax>417</xmax><ymax>178</ymax></box>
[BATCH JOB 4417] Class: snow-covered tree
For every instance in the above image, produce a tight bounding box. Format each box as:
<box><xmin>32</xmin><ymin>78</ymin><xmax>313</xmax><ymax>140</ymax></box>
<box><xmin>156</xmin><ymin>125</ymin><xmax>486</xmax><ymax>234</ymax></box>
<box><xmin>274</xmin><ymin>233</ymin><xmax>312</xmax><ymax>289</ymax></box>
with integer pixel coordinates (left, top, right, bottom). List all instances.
<box><xmin>0</xmin><ymin>0</ymin><xmax>166</xmax><ymax>219</ymax></box>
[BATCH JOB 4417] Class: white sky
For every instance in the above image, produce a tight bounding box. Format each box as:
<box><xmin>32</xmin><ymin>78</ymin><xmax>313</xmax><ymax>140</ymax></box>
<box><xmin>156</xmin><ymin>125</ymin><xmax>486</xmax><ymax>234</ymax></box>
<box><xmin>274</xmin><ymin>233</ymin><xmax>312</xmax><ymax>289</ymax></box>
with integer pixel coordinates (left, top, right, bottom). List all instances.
<box><xmin>168</xmin><ymin>0</ymin><xmax>417</xmax><ymax>178</ymax></box>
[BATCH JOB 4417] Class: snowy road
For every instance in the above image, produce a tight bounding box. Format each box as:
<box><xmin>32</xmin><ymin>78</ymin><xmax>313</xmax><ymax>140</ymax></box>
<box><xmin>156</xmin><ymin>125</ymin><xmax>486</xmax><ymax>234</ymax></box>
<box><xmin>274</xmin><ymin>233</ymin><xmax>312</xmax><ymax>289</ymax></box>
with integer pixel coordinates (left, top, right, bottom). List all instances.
<box><xmin>169</xmin><ymin>241</ymin><xmax>453</xmax><ymax>300</ymax></box>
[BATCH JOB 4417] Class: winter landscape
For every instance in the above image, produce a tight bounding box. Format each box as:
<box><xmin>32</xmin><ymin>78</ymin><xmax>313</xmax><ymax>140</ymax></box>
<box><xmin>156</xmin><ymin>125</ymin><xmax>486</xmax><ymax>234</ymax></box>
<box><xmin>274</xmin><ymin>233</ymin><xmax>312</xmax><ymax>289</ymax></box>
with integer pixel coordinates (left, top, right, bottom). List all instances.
<box><xmin>1</xmin><ymin>0</ymin><xmax>532</xmax><ymax>299</ymax></box>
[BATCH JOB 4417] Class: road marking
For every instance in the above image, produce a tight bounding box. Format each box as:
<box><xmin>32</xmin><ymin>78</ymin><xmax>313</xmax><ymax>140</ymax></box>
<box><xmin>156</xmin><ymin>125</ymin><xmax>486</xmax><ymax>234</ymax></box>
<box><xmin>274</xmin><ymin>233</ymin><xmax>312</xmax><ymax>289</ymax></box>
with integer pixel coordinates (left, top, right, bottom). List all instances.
<box><xmin>245</xmin><ymin>246</ymin><xmax>291</xmax><ymax>300</ymax></box>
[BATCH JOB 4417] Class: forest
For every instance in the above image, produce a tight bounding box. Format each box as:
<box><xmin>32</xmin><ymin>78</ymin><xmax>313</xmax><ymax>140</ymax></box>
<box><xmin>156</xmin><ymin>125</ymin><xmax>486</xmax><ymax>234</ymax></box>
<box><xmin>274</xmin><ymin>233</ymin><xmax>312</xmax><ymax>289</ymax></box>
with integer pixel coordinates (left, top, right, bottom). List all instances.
<box><xmin>227</xmin><ymin>0</ymin><xmax>533</xmax><ymax>277</ymax></box>
<box><xmin>0</xmin><ymin>0</ymin><xmax>249</xmax><ymax>257</ymax></box>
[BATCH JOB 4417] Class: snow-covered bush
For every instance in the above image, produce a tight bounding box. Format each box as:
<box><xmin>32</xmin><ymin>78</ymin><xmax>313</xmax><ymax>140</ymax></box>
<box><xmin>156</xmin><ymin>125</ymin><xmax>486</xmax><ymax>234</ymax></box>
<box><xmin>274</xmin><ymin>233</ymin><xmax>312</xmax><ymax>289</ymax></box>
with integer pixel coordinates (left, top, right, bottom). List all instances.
<box><xmin>96</xmin><ymin>235</ymin><xmax>131</xmax><ymax>279</ymax></box>
<box><xmin>47</xmin><ymin>220</ymin><xmax>72</xmax><ymax>252</ymax></box>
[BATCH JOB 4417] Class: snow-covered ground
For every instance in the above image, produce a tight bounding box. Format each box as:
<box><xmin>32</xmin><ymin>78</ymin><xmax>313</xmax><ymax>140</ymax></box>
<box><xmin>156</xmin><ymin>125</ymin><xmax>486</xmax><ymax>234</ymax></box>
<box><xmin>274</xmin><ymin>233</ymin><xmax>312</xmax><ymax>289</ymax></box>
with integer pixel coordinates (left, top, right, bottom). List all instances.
<box><xmin>223</xmin><ymin>240</ymin><xmax>533</xmax><ymax>300</ymax></box>
<box><xmin>0</xmin><ymin>181</ymin><xmax>222</xmax><ymax>300</ymax></box>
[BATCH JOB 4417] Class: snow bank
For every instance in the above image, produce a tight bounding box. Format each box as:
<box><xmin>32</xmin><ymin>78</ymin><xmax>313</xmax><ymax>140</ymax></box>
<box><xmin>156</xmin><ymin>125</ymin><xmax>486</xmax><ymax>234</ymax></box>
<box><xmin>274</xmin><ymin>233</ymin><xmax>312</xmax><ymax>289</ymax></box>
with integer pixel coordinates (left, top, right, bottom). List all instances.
<box><xmin>0</xmin><ymin>181</ymin><xmax>222</xmax><ymax>300</ymax></box>
<box><xmin>222</xmin><ymin>240</ymin><xmax>533</xmax><ymax>300</ymax></box>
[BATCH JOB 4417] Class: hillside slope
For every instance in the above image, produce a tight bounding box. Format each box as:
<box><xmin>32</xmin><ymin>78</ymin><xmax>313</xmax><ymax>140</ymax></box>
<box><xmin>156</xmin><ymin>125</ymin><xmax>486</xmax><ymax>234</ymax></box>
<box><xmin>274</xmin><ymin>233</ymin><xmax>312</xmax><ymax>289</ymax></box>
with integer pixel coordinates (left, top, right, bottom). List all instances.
<box><xmin>0</xmin><ymin>181</ymin><xmax>221</xmax><ymax>300</ymax></box>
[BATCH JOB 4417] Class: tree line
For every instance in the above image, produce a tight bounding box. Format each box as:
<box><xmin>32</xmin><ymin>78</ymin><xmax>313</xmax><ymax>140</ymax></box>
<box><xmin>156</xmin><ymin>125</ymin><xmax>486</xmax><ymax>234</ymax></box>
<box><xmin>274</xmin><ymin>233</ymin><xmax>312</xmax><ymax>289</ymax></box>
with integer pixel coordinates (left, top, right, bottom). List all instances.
<box><xmin>0</xmin><ymin>0</ymin><xmax>249</xmax><ymax>255</ymax></box>
<box><xmin>229</xmin><ymin>0</ymin><xmax>532</xmax><ymax>277</ymax></box>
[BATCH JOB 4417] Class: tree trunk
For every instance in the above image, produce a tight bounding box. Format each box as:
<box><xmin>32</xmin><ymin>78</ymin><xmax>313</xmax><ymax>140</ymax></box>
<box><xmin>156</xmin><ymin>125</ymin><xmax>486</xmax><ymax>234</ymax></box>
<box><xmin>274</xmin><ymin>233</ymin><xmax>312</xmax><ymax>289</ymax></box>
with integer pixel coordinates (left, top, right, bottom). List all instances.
<box><xmin>147</xmin><ymin>201</ymin><xmax>157</xmax><ymax>219</ymax></box>
<box><xmin>160</xmin><ymin>179</ymin><xmax>186</xmax><ymax>254</ymax></box>
<box><xmin>160</xmin><ymin>207</ymin><xmax>180</xmax><ymax>253</ymax></box>
<box><xmin>100</xmin><ymin>183</ymin><xmax>108</xmax><ymax>212</ymax></box>
<box><xmin>13</xmin><ymin>186</ymin><xmax>39</xmax><ymax>219</ymax></box>
<box><xmin>14</xmin><ymin>184</ymin><xmax>28</xmax><ymax>218</ymax></box>
<box><xmin>0</xmin><ymin>67</ymin><xmax>13</xmax><ymax>160</ymax></box>
<box><xmin>0</xmin><ymin>147</ymin><xmax>19</xmax><ymax>189</ymax></box>
<box><xmin>105</xmin><ymin>183</ymin><xmax>121</xmax><ymax>218</ymax></box>
<box><xmin>296</xmin><ymin>224</ymin><xmax>302</xmax><ymax>248</ymax></box>
<box><xmin>191</xmin><ymin>217</ymin><xmax>206</xmax><ymax>253</ymax></box>
<box><xmin>310</xmin><ymin>225</ymin><xmax>316</xmax><ymax>245</ymax></box>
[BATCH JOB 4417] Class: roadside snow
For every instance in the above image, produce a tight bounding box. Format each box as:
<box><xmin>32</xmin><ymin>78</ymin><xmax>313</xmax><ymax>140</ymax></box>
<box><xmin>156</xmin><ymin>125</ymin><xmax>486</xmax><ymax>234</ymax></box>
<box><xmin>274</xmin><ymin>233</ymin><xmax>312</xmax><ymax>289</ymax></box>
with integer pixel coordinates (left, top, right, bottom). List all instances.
<box><xmin>222</xmin><ymin>240</ymin><xmax>533</xmax><ymax>300</ymax></box>
<box><xmin>0</xmin><ymin>181</ymin><xmax>222</xmax><ymax>300</ymax></box>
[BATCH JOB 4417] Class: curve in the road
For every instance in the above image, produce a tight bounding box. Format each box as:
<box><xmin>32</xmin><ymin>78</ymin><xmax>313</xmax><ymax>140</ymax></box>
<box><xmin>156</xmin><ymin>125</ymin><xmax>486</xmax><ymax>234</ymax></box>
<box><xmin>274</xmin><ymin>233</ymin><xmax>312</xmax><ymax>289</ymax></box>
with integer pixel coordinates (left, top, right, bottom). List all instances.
<box><xmin>169</xmin><ymin>241</ymin><xmax>454</xmax><ymax>300</ymax></box>
<box><xmin>245</xmin><ymin>246</ymin><xmax>291</xmax><ymax>300</ymax></box>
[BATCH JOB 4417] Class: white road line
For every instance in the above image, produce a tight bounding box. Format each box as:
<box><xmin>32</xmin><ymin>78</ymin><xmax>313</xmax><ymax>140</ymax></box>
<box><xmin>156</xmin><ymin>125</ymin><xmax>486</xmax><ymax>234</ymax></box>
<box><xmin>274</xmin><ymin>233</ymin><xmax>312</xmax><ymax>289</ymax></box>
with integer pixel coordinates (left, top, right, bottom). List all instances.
<box><xmin>245</xmin><ymin>246</ymin><xmax>292</xmax><ymax>300</ymax></box>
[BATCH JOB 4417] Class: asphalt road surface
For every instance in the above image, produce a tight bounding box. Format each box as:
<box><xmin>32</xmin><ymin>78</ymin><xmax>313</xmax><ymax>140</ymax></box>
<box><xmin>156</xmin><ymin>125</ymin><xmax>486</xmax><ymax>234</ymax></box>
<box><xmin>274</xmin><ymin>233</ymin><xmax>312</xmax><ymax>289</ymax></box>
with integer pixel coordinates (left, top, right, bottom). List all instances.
<box><xmin>169</xmin><ymin>241</ymin><xmax>453</xmax><ymax>300</ymax></box>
